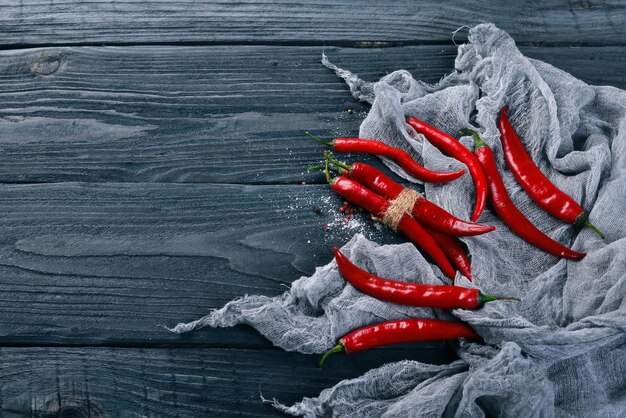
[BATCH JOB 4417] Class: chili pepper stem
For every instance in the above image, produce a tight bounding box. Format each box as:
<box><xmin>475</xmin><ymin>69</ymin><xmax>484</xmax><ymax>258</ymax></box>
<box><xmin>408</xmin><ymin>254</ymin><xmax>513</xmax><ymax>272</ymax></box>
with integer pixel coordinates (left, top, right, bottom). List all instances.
<box><xmin>478</xmin><ymin>293</ymin><xmax>521</xmax><ymax>306</ymax></box>
<box><xmin>585</xmin><ymin>221</ymin><xmax>605</xmax><ymax>239</ymax></box>
<box><xmin>461</xmin><ymin>128</ymin><xmax>486</xmax><ymax>150</ymax></box>
<box><xmin>319</xmin><ymin>343</ymin><xmax>345</xmax><ymax>368</ymax></box>
<box><xmin>308</xmin><ymin>164</ymin><xmax>343</xmax><ymax>175</ymax></box>
<box><xmin>305</xmin><ymin>131</ymin><xmax>333</xmax><ymax>147</ymax></box>
<box><xmin>324</xmin><ymin>152</ymin><xmax>352</xmax><ymax>171</ymax></box>
<box><xmin>307</xmin><ymin>165</ymin><xmax>324</xmax><ymax>173</ymax></box>
<box><xmin>573</xmin><ymin>211</ymin><xmax>604</xmax><ymax>239</ymax></box>
<box><xmin>324</xmin><ymin>159</ymin><xmax>334</xmax><ymax>186</ymax></box>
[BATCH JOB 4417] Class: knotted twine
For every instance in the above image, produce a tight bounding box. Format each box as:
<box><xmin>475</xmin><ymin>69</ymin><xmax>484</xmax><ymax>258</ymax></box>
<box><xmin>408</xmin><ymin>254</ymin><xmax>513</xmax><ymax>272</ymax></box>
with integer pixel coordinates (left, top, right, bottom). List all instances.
<box><xmin>382</xmin><ymin>188</ymin><xmax>421</xmax><ymax>230</ymax></box>
<box><xmin>170</xmin><ymin>24</ymin><xmax>626</xmax><ymax>417</ymax></box>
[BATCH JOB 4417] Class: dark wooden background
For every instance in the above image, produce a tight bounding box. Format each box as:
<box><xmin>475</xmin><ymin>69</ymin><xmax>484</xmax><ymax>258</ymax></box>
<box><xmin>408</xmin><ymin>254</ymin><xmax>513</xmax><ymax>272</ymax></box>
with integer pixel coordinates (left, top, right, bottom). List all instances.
<box><xmin>0</xmin><ymin>1</ymin><xmax>624</xmax><ymax>416</ymax></box>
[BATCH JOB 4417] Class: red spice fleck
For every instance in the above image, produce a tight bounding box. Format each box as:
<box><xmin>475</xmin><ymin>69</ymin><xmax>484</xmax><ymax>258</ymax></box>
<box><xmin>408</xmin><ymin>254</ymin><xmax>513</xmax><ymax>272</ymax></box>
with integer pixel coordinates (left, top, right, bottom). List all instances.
<box><xmin>337</xmin><ymin>201</ymin><xmax>358</xmax><ymax>224</ymax></box>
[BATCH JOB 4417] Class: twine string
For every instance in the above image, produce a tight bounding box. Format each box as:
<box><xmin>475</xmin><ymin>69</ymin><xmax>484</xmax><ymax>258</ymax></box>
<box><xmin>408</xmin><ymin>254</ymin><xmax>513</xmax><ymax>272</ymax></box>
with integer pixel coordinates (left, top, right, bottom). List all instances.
<box><xmin>381</xmin><ymin>189</ymin><xmax>421</xmax><ymax>230</ymax></box>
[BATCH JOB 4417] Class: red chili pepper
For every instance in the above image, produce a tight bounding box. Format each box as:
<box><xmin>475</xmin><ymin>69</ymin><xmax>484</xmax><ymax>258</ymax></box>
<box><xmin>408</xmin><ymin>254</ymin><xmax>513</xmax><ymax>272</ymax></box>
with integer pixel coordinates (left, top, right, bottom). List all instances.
<box><xmin>406</xmin><ymin>117</ymin><xmax>488</xmax><ymax>222</ymax></box>
<box><xmin>323</xmin><ymin>155</ymin><xmax>495</xmax><ymax>237</ymax></box>
<box><xmin>306</xmin><ymin>132</ymin><xmax>464</xmax><ymax>183</ymax></box>
<box><xmin>422</xmin><ymin>225</ymin><xmax>473</xmax><ymax>280</ymax></box>
<box><xmin>334</xmin><ymin>247</ymin><xmax>516</xmax><ymax>306</ymax></box>
<box><xmin>319</xmin><ymin>318</ymin><xmax>480</xmax><ymax>366</ymax></box>
<box><xmin>466</xmin><ymin>128</ymin><xmax>586</xmax><ymax>260</ymax></box>
<box><xmin>497</xmin><ymin>106</ymin><xmax>604</xmax><ymax>238</ymax></box>
<box><xmin>324</xmin><ymin>163</ymin><xmax>457</xmax><ymax>279</ymax></box>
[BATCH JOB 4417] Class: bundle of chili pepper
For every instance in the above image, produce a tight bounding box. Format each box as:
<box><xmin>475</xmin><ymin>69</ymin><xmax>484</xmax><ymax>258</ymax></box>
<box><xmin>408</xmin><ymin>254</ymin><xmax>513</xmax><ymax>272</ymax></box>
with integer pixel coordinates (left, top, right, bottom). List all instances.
<box><xmin>406</xmin><ymin>117</ymin><xmax>488</xmax><ymax>222</ymax></box>
<box><xmin>497</xmin><ymin>106</ymin><xmax>604</xmax><ymax>238</ymax></box>
<box><xmin>321</xmin><ymin>160</ymin><xmax>457</xmax><ymax>280</ymax></box>
<box><xmin>319</xmin><ymin>154</ymin><xmax>485</xmax><ymax>279</ymax></box>
<box><xmin>313</xmin><ymin>159</ymin><xmax>474</xmax><ymax>279</ymax></box>
<box><xmin>306</xmin><ymin>131</ymin><xmax>464</xmax><ymax>184</ymax></box>
<box><xmin>322</xmin><ymin>155</ymin><xmax>495</xmax><ymax>237</ymax></box>
<box><xmin>465</xmin><ymin>128</ymin><xmax>586</xmax><ymax>260</ymax></box>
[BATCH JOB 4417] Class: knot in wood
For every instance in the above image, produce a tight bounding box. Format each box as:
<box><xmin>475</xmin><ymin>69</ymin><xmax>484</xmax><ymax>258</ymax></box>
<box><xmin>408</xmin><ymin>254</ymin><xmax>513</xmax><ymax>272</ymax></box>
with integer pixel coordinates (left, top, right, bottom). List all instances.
<box><xmin>31</xmin><ymin>55</ymin><xmax>61</xmax><ymax>76</ymax></box>
<box><xmin>39</xmin><ymin>395</ymin><xmax>108</xmax><ymax>418</ymax></box>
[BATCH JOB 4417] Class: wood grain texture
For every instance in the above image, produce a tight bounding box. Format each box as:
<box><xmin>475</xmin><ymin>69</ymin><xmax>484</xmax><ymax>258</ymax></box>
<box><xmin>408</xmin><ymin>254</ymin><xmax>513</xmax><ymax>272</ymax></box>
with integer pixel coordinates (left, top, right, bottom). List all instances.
<box><xmin>0</xmin><ymin>1</ymin><xmax>624</xmax><ymax>46</ymax></box>
<box><xmin>0</xmin><ymin>182</ymin><xmax>412</xmax><ymax>345</ymax></box>
<box><xmin>0</xmin><ymin>1</ymin><xmax>622</xmax><ymax>415</ymax></box>
<box><xmin>0</xmin><ymin>346</ymin><xmax>458</xmax><ymax>417</ymax></box>
<box><xmin>0</xmin><ymin>45</ymin><xmax>623</xmax><ymax>184</ymax></box>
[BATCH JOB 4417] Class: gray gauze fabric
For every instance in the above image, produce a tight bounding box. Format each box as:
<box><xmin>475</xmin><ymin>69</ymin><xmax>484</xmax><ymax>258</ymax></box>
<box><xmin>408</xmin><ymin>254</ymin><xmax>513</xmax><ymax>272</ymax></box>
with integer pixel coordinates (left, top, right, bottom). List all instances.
<box><xmin>169</xmin><ymin>24</ymin><xmax>626</xmax><ymax>417</ymax></box>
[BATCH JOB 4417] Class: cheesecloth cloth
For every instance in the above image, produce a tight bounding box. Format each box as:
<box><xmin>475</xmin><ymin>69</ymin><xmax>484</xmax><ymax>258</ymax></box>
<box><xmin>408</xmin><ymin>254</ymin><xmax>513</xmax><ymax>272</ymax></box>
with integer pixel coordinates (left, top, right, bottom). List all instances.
<box><xmin>170</xmin><ymin>24</ymin><xmax>626</xmax><ymax>417</ymax></box>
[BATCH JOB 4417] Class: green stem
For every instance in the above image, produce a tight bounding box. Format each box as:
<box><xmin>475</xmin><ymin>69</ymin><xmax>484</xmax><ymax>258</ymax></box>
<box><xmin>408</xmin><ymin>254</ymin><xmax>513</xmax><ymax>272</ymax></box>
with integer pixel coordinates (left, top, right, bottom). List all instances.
<box><xmin>308</xmin><ymin>164</ymin><xmax>342</xmax><ymax>175</ymax></box>
<box><xmin>478</xmin><ymin>293</ymin><xmax>520</xmax><ymax>306</ymax></box>
<box><xmin>325</xmin><ymin>159</ymin><xmax>333</xmax><ymax>186</ymax></box>
<box><xmin>574</xmin><ymin>212</ymin><xmax>604</xmax><ymax>239</ymax></box>
<box><xmin>307</xmin><ymin>165</ymin><xmax>325</xmax><ymax>173</ymax></box>
<box><xmin>319</xmin><ymin>343</ymin><xmax>345</xmax><ymax>368</ymax></box>
<box><xmin>324</xmin><ymin>152</ymin><xmax>352</xmax><ymax>171</ymax></box>
<box><xmin>585</xmin><ymin>221</ymin><xmax>605</xmax><ymax>239</ymax></box>
<box><xmin>305</xmin><ymin>131</ymin><xmax>333</xmax><ymax>147</ymax></box>
<box><xmin>460</xmin><ymin>128</ymin><xmax>487</xmax><ymax>150</ymax></box>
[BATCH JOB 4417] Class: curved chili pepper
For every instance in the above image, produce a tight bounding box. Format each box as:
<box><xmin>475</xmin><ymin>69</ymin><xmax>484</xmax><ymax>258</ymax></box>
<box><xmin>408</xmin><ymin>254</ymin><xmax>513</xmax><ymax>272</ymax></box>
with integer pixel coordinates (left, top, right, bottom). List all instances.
<box><xmin>422</xmin><ymin>225</ymin><xmax>473</xmax><ymax>280</ymax></box>
<box><xmin>324</xmin><ymin>163</ymin><xmax>457</xmax><ymax>279</ymax></box>
<box><xmin>306</xmin><ymin>132</ymin><xmax>464</xmax><ymax>183</ymax></box>
<box><xmin>323</xmin><ymin>155</ymin><xmax>495</xmax><ymax>237</ymax></box>
<box><xmin>406</xmin><ymin>117</ymin><xmax>488</xmax><ymax>222</ymax></box>
<box><xmin>497</xmin><ymin>106</ymin><xmax>604</xmax><ymax>238</ymax></box>
<box><xmin>465</xmin><ymin>128</ymin><xmax>586</xmax><ymax>260</ymax></box>
<box><xmin>334</xmin><ymin>247</ymin><xmax>517</xmax><ymax>306</ymax></box>
<box><xmin>319</xmin><ymin>318</ymin><xmax>480</xmax><ymax>366</ymax></box>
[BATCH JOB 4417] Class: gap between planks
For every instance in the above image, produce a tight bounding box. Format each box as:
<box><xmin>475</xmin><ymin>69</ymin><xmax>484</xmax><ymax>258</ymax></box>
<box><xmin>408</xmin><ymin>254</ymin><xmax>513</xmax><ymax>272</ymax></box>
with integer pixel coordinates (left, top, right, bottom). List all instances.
<box><xmin>3</xmin><ymin>39</ymin><xmax>626</xmax><ymax>52</ymax></box>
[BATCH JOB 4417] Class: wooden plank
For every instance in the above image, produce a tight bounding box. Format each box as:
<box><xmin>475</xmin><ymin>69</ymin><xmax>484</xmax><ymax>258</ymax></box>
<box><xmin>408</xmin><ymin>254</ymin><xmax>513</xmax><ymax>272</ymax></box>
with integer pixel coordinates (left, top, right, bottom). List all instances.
<box><xmin>0</xmin><ymin>1</ymin><xmax>624</xmax><ymax>46</ymax></box>
<box><xmin>0</xmin><ymin>182</ymin><xmax>408</xmax><ymax>346</ymax></box>
<box><xmin>523</xmin><ymin>46</ymin><xmax>626</xmax><ymax>89</ymax></box>
<box><xmin>0</xmin><ymin>45</ymin><xmax>623</xmax><ymax>184</ymax></box>
<box><xmin>0</xmin><ymin>346</ymin><xmax>458</xmax><ymax>417</ymax></box>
